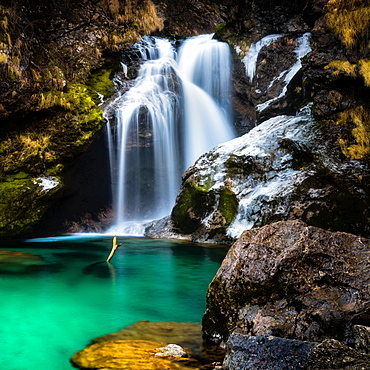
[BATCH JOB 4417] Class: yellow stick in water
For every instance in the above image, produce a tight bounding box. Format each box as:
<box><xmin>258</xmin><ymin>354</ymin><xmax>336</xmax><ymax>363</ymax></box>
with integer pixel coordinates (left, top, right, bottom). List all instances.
<box><xmin>106</xmin><ymin>236</ymin><xmax>122</xmax><ymax>262</ymax></box>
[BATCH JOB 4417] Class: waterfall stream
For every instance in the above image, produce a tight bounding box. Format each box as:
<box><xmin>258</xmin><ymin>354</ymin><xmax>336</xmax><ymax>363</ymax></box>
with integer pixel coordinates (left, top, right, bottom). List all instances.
<box><xmin>105</xmin><ymin>34</ymin><xmax>235</xmax><ymax>234</ymax></box>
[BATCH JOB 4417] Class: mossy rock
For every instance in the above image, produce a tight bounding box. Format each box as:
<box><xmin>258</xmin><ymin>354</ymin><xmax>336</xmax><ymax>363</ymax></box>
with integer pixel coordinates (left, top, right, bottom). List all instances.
<box><xmin>0</xmin><ymin>174</ymin><xmax>62</xmax><ymax>238</ymax></box>
<box><xmin>86</xmin><ymin>67</ymin><xmax>116</xmax><ymax>100</ymax></box>
<box><xmin>217</xmin><ymin>186</ymin><xmax>238</xmax><ymax>228</ymax></box>
<box><xmin>171</xmin><ymin>181</ymin><xmax>215</xmax><ymax>234</ymax></box>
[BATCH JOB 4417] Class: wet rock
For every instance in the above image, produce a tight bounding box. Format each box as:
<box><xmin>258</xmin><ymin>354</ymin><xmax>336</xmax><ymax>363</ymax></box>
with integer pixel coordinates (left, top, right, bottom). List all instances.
<box><xmin>155</xmin><ymin>344</ymin><xmax>188</xmax><ymax>358</ymax></box>
<box><xmin>223</xmin><ymin>332</ymin><xmax>317</xmax><ymax>370</ymax></box>
<box><xmin>72</xmin><ymin>320</ymin><xmax>225</xmax><ymax>369</ymax></box>
<box><xmin>306</xmin><ymin>339</ymin><xmax>370</xmax><ymax>369</ymax></box>
<box><xmin>0</xmin><ymin>250</ymin><xmax>44</xmax><ymax>265</ymax></box>
<box><xmin>91</xmin><ymin>320</ymin><xmax>203</xmax><ymax>355</ymax></box>
<box><xmin>202</xmin><ymin>220</ymin><xmax>370</xmax><ymax>344</ymax></box>
<box><xmin>70</xmin><ymin>339</ymin><xmax>198</xmax><ymax>369</ymax></box>
<box><xmin>353</xmin><ymin>325</ymin><xmax>370</xmax><ymax>355</ymax></box>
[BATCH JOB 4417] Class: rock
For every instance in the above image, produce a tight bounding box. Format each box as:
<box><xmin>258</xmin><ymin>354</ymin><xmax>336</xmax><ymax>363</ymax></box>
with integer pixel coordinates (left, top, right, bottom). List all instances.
<box><xmin>353</xmin><ymin>325</ymin><xmax>370</xmax><ymax>355</ymax></box>
<box><xmin>70</xmin><ymin>339</ymin><xmax>198</xmax><ymax>370</ymax></box>
<box><xmin>305</xmin><ymin>339</ymin><xmax>370</xmax><ymax>369</ymax></box>
<box><xmin>74</xmin><ymin>320</ymin><xmax>225</xmax><ymax>368</ymax></box>
<box><xmin>0</xmin><ymin>250</ymin><xmax>44</xmax><ymax>265</ymax></box>
<box><xmin>155</xmin><ymin>344</ymin><xmax>188</xmax><ymax>358</ymax></box>
<box><xmin>91</xmin><ymin>320</ymin><xmax>203</xmax><ymax>355</ymax></box>
<box><xmin>164</xmin><ymin>105</ymin><xmax>370</xmax><ymax>243</ymax></box>
<box><xmin>0</xmin><ymin>250</ymin><xmax>47</xmax><ymax>274</ymax></box>
<box><xmin>202</xmin><ymin>220</ymin><xmax>370</xmax><ymax>344</ymax></box>
<box><xmin>223</xmin><ymin>332</ymin><xmax>317</xmax><ymax>370</ymax></box>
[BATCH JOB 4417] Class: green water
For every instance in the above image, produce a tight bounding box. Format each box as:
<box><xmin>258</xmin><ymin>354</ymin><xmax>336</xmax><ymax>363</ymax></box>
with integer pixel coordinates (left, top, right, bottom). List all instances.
<box><xmin>0</xmin><ymin>235</ymin><xmax>227</xmax><ymax>370</ymax></box>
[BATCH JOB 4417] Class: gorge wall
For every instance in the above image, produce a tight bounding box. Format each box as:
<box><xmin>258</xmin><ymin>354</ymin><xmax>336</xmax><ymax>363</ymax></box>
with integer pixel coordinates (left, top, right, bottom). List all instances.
<box><xmin>0</xmin><ymin>0</ymin><xmax>369</xmax><ymax>250</ymax></box>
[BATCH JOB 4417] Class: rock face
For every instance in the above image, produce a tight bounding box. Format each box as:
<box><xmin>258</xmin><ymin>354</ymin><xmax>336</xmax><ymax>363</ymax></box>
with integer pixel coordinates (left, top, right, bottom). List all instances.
<box><xmin>202</xmin><ymin>220</ymin><xmax>370</xmax><ymax>345</ymax></box>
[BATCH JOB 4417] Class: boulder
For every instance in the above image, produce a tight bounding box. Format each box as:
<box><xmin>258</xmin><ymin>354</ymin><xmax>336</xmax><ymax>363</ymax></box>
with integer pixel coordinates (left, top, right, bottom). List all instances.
<box><xmin>202</xmin><ymin>220</ymin><xmax>370</xmax><ymax>344</ymax></box>
<box><xmin>0</xmin><ymin>250</ymin><xmax>47</xmax><ymax>274</ymax></box>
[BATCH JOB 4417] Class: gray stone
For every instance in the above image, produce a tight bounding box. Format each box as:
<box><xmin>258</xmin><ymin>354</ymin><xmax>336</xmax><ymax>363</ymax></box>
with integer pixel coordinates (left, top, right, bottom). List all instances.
<box><xmin>223</xmin><ymin>332</ymin><xmax>317</xmax><ymax>370</ymax></box>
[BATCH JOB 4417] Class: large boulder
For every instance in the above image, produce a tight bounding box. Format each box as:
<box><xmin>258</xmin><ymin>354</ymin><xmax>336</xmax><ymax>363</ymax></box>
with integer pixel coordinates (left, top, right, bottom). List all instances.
<box><xmin>202</xmin><ymin>220</ymin><xmax>370</xmax><ymax>344</ymax></box>
<box><xmin>158</xmin><ymin>106</ymin><xmax>370</xmax><ymax>244</ymax></box>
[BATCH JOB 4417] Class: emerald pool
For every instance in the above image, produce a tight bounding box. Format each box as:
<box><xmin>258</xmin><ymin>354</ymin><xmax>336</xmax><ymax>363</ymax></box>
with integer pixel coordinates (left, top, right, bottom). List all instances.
<box><xmin>0</xmin><ymin>235</ymin><xmax>228</xmax><ymax>370</ymax></box>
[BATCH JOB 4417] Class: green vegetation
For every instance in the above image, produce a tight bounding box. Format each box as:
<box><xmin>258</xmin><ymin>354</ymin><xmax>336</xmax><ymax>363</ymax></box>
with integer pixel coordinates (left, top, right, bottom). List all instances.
<box><xmin>171</xmin><ymin>181</ymin><xmax>214</xmax><ymax>234</ymax></box>
<box><xmin>0</xmin><ymin>84</ymin><xmax>103</xmax><ymax>174</ymax></box>
<box><xmin>218</xmin><ymin>186</ymin><xmax>238</xmax><ymax>227</ymax></box>
<box><xmin>0</xmin><ymin>174</ymin><xmax>61</xmax><ymax>238</ymax></box>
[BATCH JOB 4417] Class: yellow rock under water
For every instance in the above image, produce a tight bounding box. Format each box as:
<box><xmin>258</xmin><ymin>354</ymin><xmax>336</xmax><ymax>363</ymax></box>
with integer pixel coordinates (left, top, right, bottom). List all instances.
<box><xmin>71</xmin><ymin>339</ymin><xmax>200</xmax><ymax>369</ymax></box>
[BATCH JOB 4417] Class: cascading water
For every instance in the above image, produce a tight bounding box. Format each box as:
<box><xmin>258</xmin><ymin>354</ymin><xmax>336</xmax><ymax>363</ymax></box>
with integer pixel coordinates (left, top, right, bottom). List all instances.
<box><xmin>105</xmin><ymin>35</ymin><xmax>235</xmax><ymax>234</ymax></box>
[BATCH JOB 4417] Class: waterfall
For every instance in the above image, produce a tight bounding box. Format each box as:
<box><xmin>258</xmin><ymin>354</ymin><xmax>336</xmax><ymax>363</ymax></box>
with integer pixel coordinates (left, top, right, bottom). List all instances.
<box><xmin>105</xmin><ymin>35</ymin><xmax>235</xmax><ymax>234</ymax></box>
<box><xmin>254</xmin><ymin>33</ymin><xmax>312</xmax><ymax>112</ymax></box>
<box><xmin>242</xmin><ymin>34</ymin><xmax>283</xmax><ymax>81</ymax></box>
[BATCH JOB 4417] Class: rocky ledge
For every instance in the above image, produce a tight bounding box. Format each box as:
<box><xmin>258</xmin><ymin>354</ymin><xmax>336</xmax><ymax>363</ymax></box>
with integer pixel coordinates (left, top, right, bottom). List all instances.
<box><xmin>202</xmin><ymin>220</ymin><xmax>370</xmax><ymax>368</ymax></box>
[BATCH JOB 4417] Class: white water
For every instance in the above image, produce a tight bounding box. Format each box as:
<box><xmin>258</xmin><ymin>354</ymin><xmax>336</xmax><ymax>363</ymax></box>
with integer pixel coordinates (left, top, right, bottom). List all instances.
<box><xmin>256</xmin><ymin>33</ymin><xmax>312</xmax><ymax>112</ymax></box>
<box><xmin>105</xmin><ymin>35</ymin><xmax>235</xmax><ymax>233</ymax></box>
<box><xmin>242</xmin><ymin>34</ymin><xmax>283</xmax><ymax>81</ymax></box>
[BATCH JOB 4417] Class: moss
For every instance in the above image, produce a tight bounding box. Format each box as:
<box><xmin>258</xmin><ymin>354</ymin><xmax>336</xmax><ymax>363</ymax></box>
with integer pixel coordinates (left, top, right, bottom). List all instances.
<box><xmin>0</xmin><ymin>174</ymin><xmax>62</xmax><ymax>238</ymax></box>
<box><xmin>358</xmin><ymin>59</ymin><xmax>370</xmax><ymax>86</ymax></box>
<box><xmin>171</xmin><ymin>181</ymin><xmax>215</xmax><ymax>234</ymax></box>
<box><xmin>324</xmin><ymin>60</ymin><xmax>357</xmax><ymax>77</ymax></box>
<box><xmin>86</xmin><ymin>68</ymin><xmax>115</xmax><ymax>99</ymax></box>
<box><xmin>218</xmin><ymin>187</ymin><xmax>238</xmax><ymax>227</ymax></box>
<box><xmin>0</xmin><ymin>83</ymin><xmax>103</xmax><ymax>174</ymax></box>
<box><xmin>215</xmin><ymin>23</ymin><xmax>226</xmax><ymax>33</ymax></box>
<box><xmin>336</xmin><ymin>106</ymin><xmax>370</xmax><ymax>159</ymax></box>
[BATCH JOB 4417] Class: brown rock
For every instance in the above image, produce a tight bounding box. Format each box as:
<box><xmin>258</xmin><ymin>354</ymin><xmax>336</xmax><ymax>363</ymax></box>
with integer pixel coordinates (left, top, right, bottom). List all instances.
<box><xmin>202</xmin><ymin>220</ymin><xmax>370</xmax><ymax>344</ymax></box>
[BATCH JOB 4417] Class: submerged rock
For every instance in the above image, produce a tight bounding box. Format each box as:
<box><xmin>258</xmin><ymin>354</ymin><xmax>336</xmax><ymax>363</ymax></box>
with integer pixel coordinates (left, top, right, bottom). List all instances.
<box><xmin>0</xmin><ymin>250</ymin><xmax>46</xmax><ymax>274</ymax></box>
<box><xmin>202</xmin><ymin>220</ymin><xmax>370</xmax><ymax>344</ymax></box>
<box><xmin>71</xmin><ymin>339</ymin><xmax>198</xmax><ymax>370</ymax></box>
<box><xmin>72</xmin><ymin>320</ymin><xmax>225</xmax><ymax>369</ymax></box>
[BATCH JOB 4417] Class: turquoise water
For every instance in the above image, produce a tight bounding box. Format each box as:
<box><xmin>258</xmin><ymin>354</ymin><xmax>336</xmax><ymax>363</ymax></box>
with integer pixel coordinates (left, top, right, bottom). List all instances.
<box><xmin>0</xmin><ymin>235</ymin><xmax>227</xmax><ymax>370</ymax></box>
